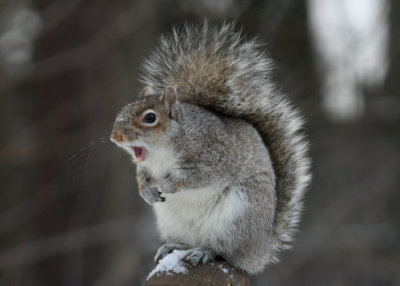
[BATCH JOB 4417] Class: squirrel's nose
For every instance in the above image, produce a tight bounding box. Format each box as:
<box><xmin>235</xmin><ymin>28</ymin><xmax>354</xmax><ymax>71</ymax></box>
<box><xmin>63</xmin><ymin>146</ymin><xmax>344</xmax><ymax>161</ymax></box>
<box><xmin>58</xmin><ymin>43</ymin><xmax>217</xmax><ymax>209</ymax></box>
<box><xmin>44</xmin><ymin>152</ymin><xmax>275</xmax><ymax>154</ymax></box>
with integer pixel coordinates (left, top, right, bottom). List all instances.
<box><xmin>110</xmin><ymin>131</ymin><xmax>127</xmax><ymax>143</ymax></box>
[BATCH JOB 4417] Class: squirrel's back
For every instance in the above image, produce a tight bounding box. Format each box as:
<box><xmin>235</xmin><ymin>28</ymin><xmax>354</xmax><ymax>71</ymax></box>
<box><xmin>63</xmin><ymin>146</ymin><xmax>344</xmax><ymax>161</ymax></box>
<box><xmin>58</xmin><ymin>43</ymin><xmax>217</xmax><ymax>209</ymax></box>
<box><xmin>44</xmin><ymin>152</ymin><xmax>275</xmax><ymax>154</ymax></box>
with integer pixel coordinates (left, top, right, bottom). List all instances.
<box><xmin>141</xmin><ymin>22</ymin><xmax>311</xmax><ymax>261</ymax></box>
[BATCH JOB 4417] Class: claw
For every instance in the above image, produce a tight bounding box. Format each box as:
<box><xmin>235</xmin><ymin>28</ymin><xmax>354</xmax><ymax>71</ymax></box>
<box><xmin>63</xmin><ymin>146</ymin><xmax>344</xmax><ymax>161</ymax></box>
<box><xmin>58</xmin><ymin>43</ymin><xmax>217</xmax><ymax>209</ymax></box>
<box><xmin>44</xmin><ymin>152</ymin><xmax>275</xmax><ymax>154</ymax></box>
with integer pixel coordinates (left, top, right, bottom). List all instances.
<box><xmin>154</xmin><ymin>244</ymin><xmax>187</xmax><ymax>263</ymax></box>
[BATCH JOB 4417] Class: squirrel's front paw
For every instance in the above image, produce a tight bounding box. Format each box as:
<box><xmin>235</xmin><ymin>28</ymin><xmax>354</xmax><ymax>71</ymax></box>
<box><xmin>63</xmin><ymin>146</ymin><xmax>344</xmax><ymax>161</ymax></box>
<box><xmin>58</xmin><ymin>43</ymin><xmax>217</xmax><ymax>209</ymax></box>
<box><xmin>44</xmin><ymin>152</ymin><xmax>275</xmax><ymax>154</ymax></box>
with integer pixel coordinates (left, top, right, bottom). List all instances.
<box><xmin>139</xmin><ymin>185</ymin><xmax>165</xmax><ymax>205</ymax></box>
<box><xmin>160</xmin><ymin>175</ymin><xmax>182</xmax><ymax>194</ymax></box>
<box><xmin>137</xmin><ymin>169</ymin><xmax>164</xmax><ymax>205</ymax></box>
<box><xmin>160</xmin><ymin>181</ymin><xmax>178</xmax><ymax>194</ymax></box>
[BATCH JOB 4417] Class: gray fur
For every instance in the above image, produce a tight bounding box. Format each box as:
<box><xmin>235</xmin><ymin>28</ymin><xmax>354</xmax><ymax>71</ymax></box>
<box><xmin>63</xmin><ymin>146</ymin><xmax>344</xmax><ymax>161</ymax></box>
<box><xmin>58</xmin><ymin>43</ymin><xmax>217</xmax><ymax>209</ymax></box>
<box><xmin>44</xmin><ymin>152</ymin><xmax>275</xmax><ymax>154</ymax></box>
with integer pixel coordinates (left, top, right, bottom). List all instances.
<box><xmin>111</xmin><ymin>22</ymin><xmax>311</xmax><ymax>274</ymax></box>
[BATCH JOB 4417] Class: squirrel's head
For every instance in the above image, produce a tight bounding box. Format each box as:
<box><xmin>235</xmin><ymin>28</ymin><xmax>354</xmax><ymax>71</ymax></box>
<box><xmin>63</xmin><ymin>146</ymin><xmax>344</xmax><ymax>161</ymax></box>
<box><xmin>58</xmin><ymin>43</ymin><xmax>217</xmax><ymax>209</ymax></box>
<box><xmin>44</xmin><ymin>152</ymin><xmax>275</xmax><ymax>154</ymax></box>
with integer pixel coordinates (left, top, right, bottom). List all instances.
<box><xmin>110</xmin><ymin>86</ymin><xmax>180</xmax><ymax>163</ymax></box>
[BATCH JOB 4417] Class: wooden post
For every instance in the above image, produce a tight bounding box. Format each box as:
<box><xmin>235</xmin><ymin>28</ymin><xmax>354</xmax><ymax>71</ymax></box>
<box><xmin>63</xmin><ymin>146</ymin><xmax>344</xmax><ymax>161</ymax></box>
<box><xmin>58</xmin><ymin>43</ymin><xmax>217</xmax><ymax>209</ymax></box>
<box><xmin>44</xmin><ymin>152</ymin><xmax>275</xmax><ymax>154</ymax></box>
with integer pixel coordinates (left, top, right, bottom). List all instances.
<box><xmin>144</xmin><ymin>259</ymin><xmax>250</xmax><ymax>286</ymax></box>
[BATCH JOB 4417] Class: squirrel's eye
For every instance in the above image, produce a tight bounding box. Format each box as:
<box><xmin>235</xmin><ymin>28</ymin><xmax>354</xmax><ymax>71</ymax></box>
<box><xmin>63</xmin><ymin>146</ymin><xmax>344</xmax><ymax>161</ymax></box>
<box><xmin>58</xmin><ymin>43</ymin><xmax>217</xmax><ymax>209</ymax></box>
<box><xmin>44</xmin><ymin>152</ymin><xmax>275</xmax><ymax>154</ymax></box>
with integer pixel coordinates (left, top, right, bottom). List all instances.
<box><xmin>141</xmin><ymin>110</ymin><xmax>157</xmax><ymax>125</ymax></box>
<box><xmin>144</xmin><ymin>113</ymin><xmax>156</xmax><ymax>123</ymax></box>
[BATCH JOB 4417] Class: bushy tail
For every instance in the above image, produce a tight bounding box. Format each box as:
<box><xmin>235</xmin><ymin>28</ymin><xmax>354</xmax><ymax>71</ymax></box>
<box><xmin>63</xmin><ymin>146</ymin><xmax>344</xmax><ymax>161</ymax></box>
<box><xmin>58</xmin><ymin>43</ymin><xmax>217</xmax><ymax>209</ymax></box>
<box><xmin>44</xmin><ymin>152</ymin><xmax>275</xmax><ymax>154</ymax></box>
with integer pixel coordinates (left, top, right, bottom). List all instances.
<box><xmin>140</xmin><ymin>22</ymin><xmax>311</xmax><ymax>253</ymax></box>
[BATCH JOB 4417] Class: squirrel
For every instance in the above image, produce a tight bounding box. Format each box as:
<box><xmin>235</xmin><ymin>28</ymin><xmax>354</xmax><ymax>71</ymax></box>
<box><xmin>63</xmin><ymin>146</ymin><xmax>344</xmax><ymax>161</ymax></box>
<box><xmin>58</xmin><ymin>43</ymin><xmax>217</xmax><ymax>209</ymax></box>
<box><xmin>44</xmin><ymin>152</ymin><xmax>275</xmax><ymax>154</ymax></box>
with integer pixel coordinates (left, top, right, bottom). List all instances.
<box><xmin>110</xmin><ymin>22</ymin><xmax>311</xmax><ymax>274</ymax></box>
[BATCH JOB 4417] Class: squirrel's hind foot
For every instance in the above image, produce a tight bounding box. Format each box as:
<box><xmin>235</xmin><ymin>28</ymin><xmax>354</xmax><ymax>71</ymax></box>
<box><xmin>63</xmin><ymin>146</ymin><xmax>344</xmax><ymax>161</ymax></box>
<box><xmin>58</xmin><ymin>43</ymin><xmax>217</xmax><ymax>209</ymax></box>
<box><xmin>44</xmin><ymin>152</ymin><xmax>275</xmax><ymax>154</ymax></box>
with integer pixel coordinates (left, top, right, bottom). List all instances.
<box><xmin>154</xmin><ymin>245</ymin><xmax>216</xmax><ymax>266</ymax></box>
<box><xmin>154</xmin><ymin>243</ymin><xmax>187</xmax><ymax>263</ymax></box>
<box><xmin>182</xmin><ymin>248</ymin><xmax>215</xmax><ymax>266</ymax></box>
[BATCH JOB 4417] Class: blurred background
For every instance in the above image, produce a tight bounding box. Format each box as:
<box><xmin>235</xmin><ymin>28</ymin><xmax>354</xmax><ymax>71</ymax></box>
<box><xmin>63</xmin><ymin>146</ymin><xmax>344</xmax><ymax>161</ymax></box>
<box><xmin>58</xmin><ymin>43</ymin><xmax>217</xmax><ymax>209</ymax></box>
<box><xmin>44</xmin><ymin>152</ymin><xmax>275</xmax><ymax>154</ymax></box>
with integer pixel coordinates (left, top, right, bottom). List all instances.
<box><xmin>0</xmin><ymin>0</ymin><xmax>399</xmax><ymax>285</ymax></box>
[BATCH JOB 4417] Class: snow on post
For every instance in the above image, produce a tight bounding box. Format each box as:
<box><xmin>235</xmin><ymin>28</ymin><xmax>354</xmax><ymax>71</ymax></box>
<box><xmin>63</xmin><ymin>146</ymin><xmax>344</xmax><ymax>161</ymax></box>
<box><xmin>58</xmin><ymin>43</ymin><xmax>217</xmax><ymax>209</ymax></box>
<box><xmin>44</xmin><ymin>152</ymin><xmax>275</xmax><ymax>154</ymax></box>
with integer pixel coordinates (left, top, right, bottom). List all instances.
<box><xmin>144</xmin><ymin>250</ymin><xmax>250</xmax><ymax>286</ymax></box>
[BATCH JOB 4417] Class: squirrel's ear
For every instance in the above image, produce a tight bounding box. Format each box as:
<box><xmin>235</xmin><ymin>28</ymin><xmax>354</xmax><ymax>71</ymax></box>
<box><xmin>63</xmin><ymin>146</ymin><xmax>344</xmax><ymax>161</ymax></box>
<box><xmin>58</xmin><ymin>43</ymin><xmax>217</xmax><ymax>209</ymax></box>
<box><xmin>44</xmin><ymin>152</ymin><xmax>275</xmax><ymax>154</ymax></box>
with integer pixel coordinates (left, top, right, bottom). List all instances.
<box><xmin>161</xmin><ymin>87</ymin><xmax>178</xmax><ymax>119</ymax></box>
<box><xmin>139</xmin><ymin>86</ymin><xmax>154</xmax><ymax>97</ymax></box>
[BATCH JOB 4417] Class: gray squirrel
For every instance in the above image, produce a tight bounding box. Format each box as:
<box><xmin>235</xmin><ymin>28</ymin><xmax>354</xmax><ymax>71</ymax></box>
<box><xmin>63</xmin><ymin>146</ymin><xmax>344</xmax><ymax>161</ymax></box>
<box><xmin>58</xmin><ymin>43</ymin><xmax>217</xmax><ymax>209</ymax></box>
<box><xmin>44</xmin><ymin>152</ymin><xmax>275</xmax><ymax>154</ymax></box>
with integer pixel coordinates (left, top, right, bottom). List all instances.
<box><xmin>110</xmin><ymin>23</ymin><xmax>311</xmax><ymax>274</ymax></box>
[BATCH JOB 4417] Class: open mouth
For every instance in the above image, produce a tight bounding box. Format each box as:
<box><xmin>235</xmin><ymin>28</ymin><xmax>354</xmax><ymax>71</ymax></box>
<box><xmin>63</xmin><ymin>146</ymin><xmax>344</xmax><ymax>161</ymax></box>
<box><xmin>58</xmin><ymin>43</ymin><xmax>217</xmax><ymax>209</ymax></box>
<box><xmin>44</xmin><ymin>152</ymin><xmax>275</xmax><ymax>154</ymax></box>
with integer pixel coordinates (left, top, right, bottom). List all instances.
<box><xmin>132</xmin><ymin>146</ymin><xmax>146</xmax><ymax>162</ymax></box>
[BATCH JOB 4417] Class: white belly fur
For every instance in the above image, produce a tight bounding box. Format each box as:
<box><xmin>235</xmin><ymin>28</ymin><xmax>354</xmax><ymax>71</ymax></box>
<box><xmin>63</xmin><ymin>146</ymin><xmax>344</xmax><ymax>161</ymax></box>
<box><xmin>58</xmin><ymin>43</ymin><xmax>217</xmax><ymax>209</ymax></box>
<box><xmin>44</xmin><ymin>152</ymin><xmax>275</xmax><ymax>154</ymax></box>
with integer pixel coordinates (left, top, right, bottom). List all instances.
<box><xmin>139</xmin><ymin>143</ymin><xmax>177</xmax><ymax>183</ymax></box>
<box><xmin>153</xmin><ymin>182</ymin><xmax>248</xmax><ymax>249</ymax></box>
